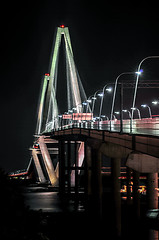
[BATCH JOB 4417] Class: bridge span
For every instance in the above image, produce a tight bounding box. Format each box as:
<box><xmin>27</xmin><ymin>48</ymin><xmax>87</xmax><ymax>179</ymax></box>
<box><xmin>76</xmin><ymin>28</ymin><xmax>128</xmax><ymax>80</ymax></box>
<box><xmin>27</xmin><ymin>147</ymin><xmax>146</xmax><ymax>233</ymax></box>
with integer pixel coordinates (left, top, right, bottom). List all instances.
<box><xmin>24</xmin><ymin>26</ymin><xmax>159</xmax><ymax>239</ymax></box>
<box><xmin>49</xmin><ymin>126</ymin><xmax>159</xmax><ymax>238</ymax></box>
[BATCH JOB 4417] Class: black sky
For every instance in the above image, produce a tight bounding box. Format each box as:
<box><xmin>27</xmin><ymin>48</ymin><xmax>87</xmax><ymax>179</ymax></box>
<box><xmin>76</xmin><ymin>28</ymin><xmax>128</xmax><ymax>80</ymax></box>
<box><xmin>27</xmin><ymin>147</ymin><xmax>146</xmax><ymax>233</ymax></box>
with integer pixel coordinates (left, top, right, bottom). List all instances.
<box><xmin>1</xmin><ymin>1</ymin><xmax>159</xmax><ymax>172</ymax></box>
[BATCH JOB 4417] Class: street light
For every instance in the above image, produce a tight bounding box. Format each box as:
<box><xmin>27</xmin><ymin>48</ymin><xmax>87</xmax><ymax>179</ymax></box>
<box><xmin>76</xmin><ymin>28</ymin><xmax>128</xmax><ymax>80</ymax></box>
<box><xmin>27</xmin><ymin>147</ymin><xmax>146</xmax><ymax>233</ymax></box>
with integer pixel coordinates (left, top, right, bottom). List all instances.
<box><xmin>122</xmin><ymin>109</ymin><xmax>132</xmax><ymax>119</ymax></box>
<box><xmin>92</xmin><ymin>89</ymin><xmax>102</xmax><ymax>115</ymax></box>
<box><xmin>82</xmin><ymin>102</ymin><xmax>88</xmax><ymax>113</ymax></box>
<box><xmin>132</xmin><ymin>56</ymin><xmax>159</xmax><ymax>118</ymax></box>
<box><xmin>131</xmin><ymin>56</ymin><xmax>159</xmax><ymax>132</ymax></box>
<box><xmin>114</xmin><ymin>111</ymin><xmax>120</xmax><ymax>115</ymax></box>
<box><xmin>152</xmin><ymin>101</ymin><xmax>159</xmax><ymax>105</ymax></box>
<box><xmin>110</xmin><ymin>71</ymin><xmax>140</xmax><ymax>132</ymax></box>
<box><xmin>85</xmin><ymin>95</ymin><xmax>94</xmax><ymax>113</ymax></box>
<box><xmin>98</xmin><ymin>85</ymin><xmax>112</xmax><ymax>120</ymax></box>
<box><xmin>141</xmin><ymin>104</ymin><xmax>152</xmax><ymax>118</ymax></box>
<box><xmin>131</xmin><ymin>107</ymin><xmax>141</xmax><ymax>119</ymax></box>
<box><xmin>101</xmin><ymin>115</ymin><xmax>109</xmax><ymax>121</ymax></box>
<box><xmin>58</xmin><ymin>114</ymin><xmax>62</xmax><ymax>129</ymax></box>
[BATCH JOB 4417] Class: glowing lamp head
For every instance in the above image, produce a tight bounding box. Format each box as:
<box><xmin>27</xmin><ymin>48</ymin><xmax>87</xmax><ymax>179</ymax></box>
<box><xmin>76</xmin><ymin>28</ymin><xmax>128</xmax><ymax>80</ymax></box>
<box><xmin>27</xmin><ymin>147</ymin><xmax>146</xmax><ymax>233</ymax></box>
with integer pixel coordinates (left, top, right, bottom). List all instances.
<box><xmin>45</xmin><ymin>73</ymin><xmax>50</xmax><ymax>76</ymax></box>
<box><xmin>92</xmin><ymin>97</ymin><xmax>97</xmax><ymax>100</ymax></box>
<box><xmin>60</xmin><ymin>25</ymin><xmax>65</xmax><ymax>28</ymax></box>
<box><xmin>97</xmin><ymin>93</ymin><xmax>103</xmax><ymax>97</ymax></box>
<box><xmin>152</xmin><ymin>101</ymin><xmax>159</xmax><ymax>105</ymax></box>
<box><xmin>135</xmin><ymin>69</ymin><xmax>143</xmax><ymax>75</ymax></box>
<box><xmin>141</xmin><ymin>104</ymin><xmax>147</xmax><ymax>108</ymax></box>
<box><xmin>106</xmin><ymin>87</ymin><xmax>112</xmax><ymax>92</ymax></box>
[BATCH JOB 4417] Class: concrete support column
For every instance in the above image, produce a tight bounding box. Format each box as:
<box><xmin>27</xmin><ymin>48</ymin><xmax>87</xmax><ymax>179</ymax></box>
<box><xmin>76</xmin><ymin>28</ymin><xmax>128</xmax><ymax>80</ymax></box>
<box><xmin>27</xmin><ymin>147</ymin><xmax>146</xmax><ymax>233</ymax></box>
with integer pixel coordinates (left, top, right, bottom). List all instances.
<box><xmin>74</xmin><ymin>141</ymin><xmax>79</xmax><ymax>199</ymax></box>
<box><xmin>32</xmin><ymin>149</ymin><xmax>46</xmax><ymax>183</ymax></box>
<box><xmin>38</xmin><ymin>136</ymin><xmax>57</xmax><ymax>185</ymax></box>
<box><xmin>67</xmin><ymin>141</ymin><xmax>71</xmax><ymax>195</ymax></box>
<box><xmin>133</xmin><ymin>170</ymin><xmax>140</xmax><ymax>220</ymax></box>
<box><xmin>147</xmin><ymin>173</ymin><xmax>158</xmax><ymax>209</ymax></box>
<box><xmin>91</xmin><ymin>148</ymin><xmax>102</xmax><ymax>218</ymax></box>
<box><xmin>59</xmin><ymin>140</ymin><xmax>65</xmax><ymax>196</ymax></box>
<box><xmin>111</xmin><ymin>157</ymin><xmax>121</xmax><ymax>238</ymax></box>
<box><xmin>147</xmin><ymin>173</ymin><xmax>158</xmax><ymax>240</ymax></box>
<box><xmin>126</xmin><ymin>167</ymin><xmax>132</xmax><ymax>205</ymax></box>
<box><xmin>85</xmin><ymin>145</ymin><xmax>92</xmax><ymax>198</ymax></box>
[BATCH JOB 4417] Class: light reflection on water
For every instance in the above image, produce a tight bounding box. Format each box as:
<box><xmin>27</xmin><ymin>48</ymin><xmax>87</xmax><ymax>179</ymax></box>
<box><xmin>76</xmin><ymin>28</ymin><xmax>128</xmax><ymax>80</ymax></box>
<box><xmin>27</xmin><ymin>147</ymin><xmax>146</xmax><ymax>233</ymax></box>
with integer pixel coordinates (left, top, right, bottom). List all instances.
<box><xmin>23</xmin><ymin>187</ymin><xmax>85</xmax><ymax>213</ymax></box>
<box><xmin>24</xmin><ymin>191</ymin><xmax>61</xmax><ymax>212</ymax></box>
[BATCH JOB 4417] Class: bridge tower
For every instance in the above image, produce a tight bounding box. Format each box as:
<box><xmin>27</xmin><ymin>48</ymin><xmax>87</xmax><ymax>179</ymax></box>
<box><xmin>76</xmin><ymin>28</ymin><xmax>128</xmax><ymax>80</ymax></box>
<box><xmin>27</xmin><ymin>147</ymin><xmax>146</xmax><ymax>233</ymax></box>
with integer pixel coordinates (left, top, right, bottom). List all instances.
<box><xmin>31</xmin><ymin>26</ymin><xmax>87</xmax><ymax>185</ymax></box>
<box><xmin>36</xmin><ymin>25</ymin><xmax>86</xmax><ymax>134</ymax></box>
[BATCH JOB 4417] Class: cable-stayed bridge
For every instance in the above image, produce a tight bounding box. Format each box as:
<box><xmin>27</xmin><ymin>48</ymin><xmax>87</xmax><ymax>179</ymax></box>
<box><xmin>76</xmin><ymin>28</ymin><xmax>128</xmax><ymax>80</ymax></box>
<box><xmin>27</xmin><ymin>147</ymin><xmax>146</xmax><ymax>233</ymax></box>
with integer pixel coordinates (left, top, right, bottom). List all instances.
<box><xmin>36</xmin><ymin>26</ymin><xmax>87</xmax><ymax>134</ymax></box>
<box><xmin>12</xmin><ymin>25</ymin><xmax>159</xmax><ymax>238</ymax></box>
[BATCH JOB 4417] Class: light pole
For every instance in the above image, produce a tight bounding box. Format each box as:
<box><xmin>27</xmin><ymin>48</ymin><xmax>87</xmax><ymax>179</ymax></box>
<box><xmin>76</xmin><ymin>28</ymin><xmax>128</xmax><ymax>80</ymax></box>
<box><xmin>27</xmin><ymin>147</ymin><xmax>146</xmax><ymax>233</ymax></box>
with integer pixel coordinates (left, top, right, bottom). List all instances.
<box><xmin>132</xmin><ymin>56</ymin><xmax>159</xmax><ymax>120</ymax></box>
<box><xmin>122</xmin><ymin>109</ymin><xmax>132</xmax><ymax>119</ymax></box>
<box><xmin>141</xmin><ymin>104</ymin><xmax>152</xmax><ymax>118</ymax></box>
<box><xmin>82</xmin><ymin>102</ymin><xmax>88</xmax><ymax>113</ymax></box>
<box><xmin>114</xmin><ymin>111</ymin><xmax>120</xmax><ymax>119</ymax></box>
<box><xmin>110</xmin><ymin>72</ymin><xmax>138</xmax><ymax>132</ymax></box>
<box><xmin>98</xmin><ymin>85</ymin><xmax>112</xmax><ymax>120</ymax></box>
<box><xmin>58</xmin><ymin>115</ymin><xmax>62</xmax><ymax>129</ymax></box>
<box><xmin>131</xmin><ymin>107</ymin><xmax>141</xmax><ymax>119</ymax></box>
<box><xmin>86</xmin><ymin>98</ymin><xmax>92</xmax><ymax>113</ymax></box>
<box><xmin>122</xmin><ymin>110</ymin><xmax>132</xmax><ymax>131</ymax></box>
<box><xmin>101</xmin><ymin>115</ymin><xmax>109</xmax><ymax>121</ymax></box>
<box><xmin>92</xmin><ymin>89</ymin><xmax>102</xmax><ymax>115</ymax></box>
<box><xmin>152</xmin><ymin>101</ymin><xmax>159</xmax><ymax>118</ymax></box>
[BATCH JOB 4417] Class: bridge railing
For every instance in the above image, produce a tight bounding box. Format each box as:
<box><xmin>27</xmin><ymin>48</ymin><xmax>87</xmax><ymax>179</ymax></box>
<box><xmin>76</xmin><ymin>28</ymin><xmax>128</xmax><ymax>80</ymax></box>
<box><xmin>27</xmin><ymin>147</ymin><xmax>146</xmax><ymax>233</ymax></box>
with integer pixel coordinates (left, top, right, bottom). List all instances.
<box><xmin>52</xmin><ymin>117</ymin><xmax>159</xmax><ymax>136</ymax></box>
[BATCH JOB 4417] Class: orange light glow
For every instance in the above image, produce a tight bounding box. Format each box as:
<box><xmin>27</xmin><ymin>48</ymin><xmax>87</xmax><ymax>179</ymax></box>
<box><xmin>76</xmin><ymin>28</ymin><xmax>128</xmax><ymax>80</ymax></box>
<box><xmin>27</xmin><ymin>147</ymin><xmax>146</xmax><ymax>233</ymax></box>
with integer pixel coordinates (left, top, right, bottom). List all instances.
<box><xmin>60</xmin><ymin>25</ymin><xmax>65</xmax><ymax>28</ymax></box>
<box><xmin>33</xmin><ymin>144</ymin><xmax>39</xmax><ymax>149</ymax></box>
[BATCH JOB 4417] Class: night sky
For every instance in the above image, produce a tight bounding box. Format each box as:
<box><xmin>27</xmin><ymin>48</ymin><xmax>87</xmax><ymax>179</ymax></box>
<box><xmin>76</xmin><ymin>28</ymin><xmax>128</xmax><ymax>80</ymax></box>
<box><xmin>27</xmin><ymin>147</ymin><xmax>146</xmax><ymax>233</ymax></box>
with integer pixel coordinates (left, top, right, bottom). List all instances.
<box><xmin>1</xmin><ymin>1</ymin><xmax>159</xmax><ymax>172</ymax></box>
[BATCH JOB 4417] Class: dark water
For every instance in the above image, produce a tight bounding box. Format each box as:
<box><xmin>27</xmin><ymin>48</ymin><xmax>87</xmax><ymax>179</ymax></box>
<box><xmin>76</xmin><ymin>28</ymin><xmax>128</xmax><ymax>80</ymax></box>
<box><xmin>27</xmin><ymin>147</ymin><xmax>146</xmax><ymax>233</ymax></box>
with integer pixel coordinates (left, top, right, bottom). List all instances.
<box><xmin>23</xmin><ymin>187</ymin><xmax>85</xmax><ymax>213</ymax></box>
<box><xmin>22</xmin><ymin>186</ymin><xmax>155</xmax><ymax>239</ymax></box>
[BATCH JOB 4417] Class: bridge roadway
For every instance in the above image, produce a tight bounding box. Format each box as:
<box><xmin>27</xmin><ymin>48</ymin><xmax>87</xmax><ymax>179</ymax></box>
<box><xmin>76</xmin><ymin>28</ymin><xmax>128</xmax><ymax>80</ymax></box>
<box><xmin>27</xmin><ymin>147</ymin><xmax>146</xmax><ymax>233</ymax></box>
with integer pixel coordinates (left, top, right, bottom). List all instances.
<box><xmin>53</xmin><ymin>123</ymin><xmax>159</xmax><ymax>160</ymax></box>
<box><xmin>60</xmin><ymin>117</ymin><xmax>159</xmax><ymax>137</ymax></box>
